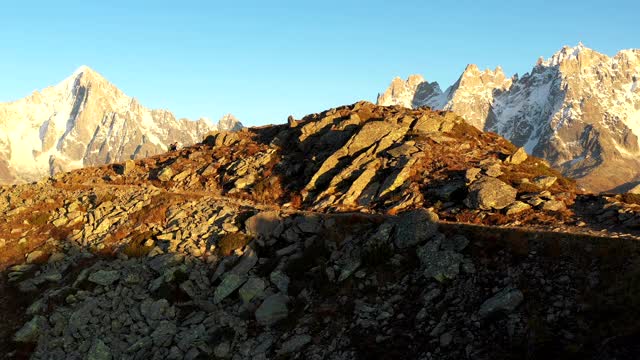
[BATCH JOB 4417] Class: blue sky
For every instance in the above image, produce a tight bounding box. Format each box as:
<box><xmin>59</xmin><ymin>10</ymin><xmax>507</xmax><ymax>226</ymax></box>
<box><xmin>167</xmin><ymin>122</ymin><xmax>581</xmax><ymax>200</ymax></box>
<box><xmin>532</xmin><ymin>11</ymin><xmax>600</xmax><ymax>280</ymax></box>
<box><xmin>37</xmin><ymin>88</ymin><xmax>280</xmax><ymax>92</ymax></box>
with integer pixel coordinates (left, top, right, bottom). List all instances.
<box><xmin>1</xmin><ymin>0</ymin><xmax>638</xmax><ymax>127</ymax></box>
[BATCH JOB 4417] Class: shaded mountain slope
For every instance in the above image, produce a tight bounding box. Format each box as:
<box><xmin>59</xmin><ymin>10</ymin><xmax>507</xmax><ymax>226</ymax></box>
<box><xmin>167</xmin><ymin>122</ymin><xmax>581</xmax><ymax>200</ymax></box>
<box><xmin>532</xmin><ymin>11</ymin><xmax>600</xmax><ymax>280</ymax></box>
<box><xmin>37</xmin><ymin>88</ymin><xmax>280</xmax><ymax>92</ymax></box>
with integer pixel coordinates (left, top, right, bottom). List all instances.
<box><xmin>2</xmin><ymin>103</ymin><xmax>640</xmax><ymax>359</ymax></box>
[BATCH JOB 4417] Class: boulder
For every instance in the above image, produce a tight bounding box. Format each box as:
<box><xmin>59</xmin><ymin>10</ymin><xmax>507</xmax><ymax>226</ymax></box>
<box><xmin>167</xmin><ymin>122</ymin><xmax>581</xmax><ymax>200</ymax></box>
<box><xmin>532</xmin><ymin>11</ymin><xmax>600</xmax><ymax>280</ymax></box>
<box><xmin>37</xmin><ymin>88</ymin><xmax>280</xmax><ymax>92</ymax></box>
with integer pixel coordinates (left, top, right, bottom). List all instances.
<box><xmin>505</xmin><ymin>201</ymin><xmax>532</xmax><ymax>215</ymax></box>
<box><xmin>239</xmin><ymin>277</ymin><xmax>266</xmax><ymax>303</ymax></box>
<box><xmin>14</xmin><ymin>315</ymin><xmax>46</xmax><ymax>343</ymax></box>
<box><xmin>465</xmin><ymin>167</ymin><xmax>482</xmax><ymax>184</ymax></box>
<box><xmin>478</xmin><ymin>287</ymin><xmax>524</xmax><ymax>318</ymax></box>
<box><xmin>214</xmin><ymin>273</ymin><xmax>247</xmax><ymax>304</ymax></box>
<box><xmin>245</xmin><ymin>211</ymin><xmax>283</xmax><ymax>238</ymax></box>
<box><xmin>464</xmin><ymin>176</ymin><xmax>517</xmax><ymax>210</ymax></box>
<box><xmin>532</xmin><ymin>175</ymin><xmax>557</xmax><ymax>188</ymax></box>
<box><xmin>506</xmin><ymin>147</ymin><xmax>528</xmax><ymax>165</ymax></box>
<box><xmin>417</xmin><ymin>237</ymin><xmax>464</xmax><ymax>282</ymax></box>
<box><xmin>88</xmin><ymin>270</ymin><xmax>120</xmax><ymax>286</ymax></box>
<box><xmin>255</xmin><ymin>294</ymin><xmax>289</xmax><ymax>326</ymax></box>
<box><xmin>278</xmin><ymin>335</ymin><xmax>312</xmax><ymax>355</ymax></box>
<box><xmin>542</xmin><ymin>200</ymin><xmax>566</xmax><ymax>212</ymax></box>
<box><xmin>26</xmin><ymin>250</ymin><xmax>45</xmax><ymax>264</ymax></box>
<box><xmin>157</xmin><ymin>167</ymin><xmax>174</xmax><ymax>182</ymax></box>
<box><xmin>393</xmin><ymin>209</ymin><xmax>439</xmax><ymax>249</ymax></box>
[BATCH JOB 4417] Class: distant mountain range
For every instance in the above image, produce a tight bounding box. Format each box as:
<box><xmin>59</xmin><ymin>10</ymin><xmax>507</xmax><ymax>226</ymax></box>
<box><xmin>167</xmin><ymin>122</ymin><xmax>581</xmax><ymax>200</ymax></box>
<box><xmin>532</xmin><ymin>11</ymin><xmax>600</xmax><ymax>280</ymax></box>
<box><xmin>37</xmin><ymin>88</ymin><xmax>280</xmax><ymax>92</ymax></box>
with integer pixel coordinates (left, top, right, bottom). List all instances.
<box><xmin>0</xmin><ymin>66</ymin><xmax>243</xmax><ymax>184</ymax></box>
<box><xmin>377</xmin><ymin>44</ymin><xmax>640</xmax><ymax>192</ymax></box>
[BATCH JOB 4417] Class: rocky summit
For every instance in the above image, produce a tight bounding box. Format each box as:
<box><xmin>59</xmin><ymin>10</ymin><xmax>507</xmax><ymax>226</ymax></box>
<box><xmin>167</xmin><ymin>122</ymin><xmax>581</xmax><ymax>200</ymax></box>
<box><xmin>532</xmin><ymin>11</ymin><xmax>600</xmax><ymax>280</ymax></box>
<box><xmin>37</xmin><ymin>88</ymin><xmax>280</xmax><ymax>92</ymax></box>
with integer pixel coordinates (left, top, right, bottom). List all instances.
<box><xmin>2</xmin><ymin>102</ymin><xmax>640</xmax><ymax>360</ymax></box>
<box><xmin>0</xmin><ymin>66</ymin><xmax>243</xmax><ymax>185</ymax></box>
<box><xmin>378</xmin><ymin>44</ymin><xmax>640</xmax><ymax>193</ymax></box>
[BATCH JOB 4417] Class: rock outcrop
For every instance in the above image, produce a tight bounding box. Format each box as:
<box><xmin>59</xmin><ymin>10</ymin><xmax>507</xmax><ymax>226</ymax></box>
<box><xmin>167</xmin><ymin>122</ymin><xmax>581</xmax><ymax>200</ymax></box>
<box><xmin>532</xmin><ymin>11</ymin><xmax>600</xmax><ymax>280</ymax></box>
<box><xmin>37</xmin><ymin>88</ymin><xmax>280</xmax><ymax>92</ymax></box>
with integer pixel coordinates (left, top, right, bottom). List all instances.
<box><xmin>2</xmin><ymin>102</ymin><xmax>640</xmax><ymax>359</ymax></box>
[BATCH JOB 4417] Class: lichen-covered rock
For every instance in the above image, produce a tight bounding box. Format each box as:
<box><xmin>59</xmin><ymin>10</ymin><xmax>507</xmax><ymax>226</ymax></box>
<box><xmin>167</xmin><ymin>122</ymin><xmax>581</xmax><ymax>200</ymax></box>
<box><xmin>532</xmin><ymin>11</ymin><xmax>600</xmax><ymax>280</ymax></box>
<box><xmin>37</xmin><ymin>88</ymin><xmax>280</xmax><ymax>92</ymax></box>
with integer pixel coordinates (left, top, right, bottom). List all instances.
<box><xmin>464</xmin><ymin>176</ymin><xmax>517</xmax><ymax>210</ymax></box>
<box><xmin>88</xmin><ymin>270</ymin><xmax>120</xmax><ymax>286</ymax></box>
<box><xmin>478</xmin><ymin>287</ymin><xmax>524</xmax><ymax>318</ymax></box>
<box><xmin>417</xmin><ymin>237</ymin><xmax>464</xmax><ymax>282</ymax></box>
<box><xmin>393</xmin><ymin>209</ymin><xmax>439</xmax><ymax>249</ymax></box>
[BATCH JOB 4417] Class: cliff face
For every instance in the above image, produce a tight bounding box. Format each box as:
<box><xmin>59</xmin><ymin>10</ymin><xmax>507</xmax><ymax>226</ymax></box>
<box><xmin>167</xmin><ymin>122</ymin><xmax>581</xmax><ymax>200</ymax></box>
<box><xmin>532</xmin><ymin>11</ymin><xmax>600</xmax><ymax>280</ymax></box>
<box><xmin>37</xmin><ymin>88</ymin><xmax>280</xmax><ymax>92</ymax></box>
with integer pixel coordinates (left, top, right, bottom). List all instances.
<box><xmin>0</xmin><ymin>66</ymin><xmax>214</xmax><ymax>183</ymax></box>
<box><xmin>378</xmin><ymin>44</ymin><xmax>640</xmax><ymax>192</ymax></box>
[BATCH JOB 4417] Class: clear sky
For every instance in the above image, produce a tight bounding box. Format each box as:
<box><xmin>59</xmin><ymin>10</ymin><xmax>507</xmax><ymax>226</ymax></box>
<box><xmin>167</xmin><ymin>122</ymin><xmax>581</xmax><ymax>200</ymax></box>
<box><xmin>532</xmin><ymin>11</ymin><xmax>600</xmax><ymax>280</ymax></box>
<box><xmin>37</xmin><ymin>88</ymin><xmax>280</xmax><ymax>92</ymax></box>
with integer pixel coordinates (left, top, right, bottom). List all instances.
<box><xmin>1</xmin><ymin>0</ymin><xmax>638</xmax><ymax>127</ymax></box>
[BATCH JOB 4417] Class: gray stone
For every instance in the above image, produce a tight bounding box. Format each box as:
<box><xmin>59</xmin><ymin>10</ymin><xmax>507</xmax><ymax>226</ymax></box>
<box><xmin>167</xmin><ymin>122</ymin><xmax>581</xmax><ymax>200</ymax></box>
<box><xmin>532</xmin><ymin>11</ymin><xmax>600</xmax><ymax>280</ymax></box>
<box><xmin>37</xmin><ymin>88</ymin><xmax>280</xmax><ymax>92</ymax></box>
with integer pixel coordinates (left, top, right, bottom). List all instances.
<box><xmin>464</xmin><ymin>176</ymin><xmax>517</xmax><ymax>210</ymax></box>
<box><xmin>533</xmin><ymin>175</ymin><xmax>557</xmax><ymax>188</ymax></box>
<box><xmin>127</xmin><ymin>336</ymin><xmax>152</xmax><ymax>353</ymax></box>
<box><xmin>123</xmin><ymin>159</ymin><xmax>135</xmax><ymax>174</ymax></box>
<box><xmin>465</xmin><ymin>168</ymin><xmax>482</xmax><ymax>184</ymax></box>
<box><xmin>88</xmin><ymin>339</ymin><xmax>112</xmax><ymax>360</ymax></box>
<box><xmin>172</xmin><ymin>170</ymin><xmax>191</xmax><ymax>182</ymax></box>
<box><xmin>231</xmin><ymin>247</ymin><xmax>259</xmax><ymax>275</ymax></box>
<box><xmin>505</xmin><ymin>201</ymin><xmax>532</xmax><ymax>215</ymax></box>
<box><xmin>485</xmin><ymin>163</ymin><xmax>503</xmax><ymax>177</ymax></box>
<box><xmin>542</xmin><ymin>200</ymin><xmax>566</xmax><ymax>212</ymax></box>
<box><xmin>239</xmin><ymin>277</ymin><xmax>266</xmax><ymax>303</ymax></box>
<box><xmin>296</xmin><ymin>215</ymin><xmax>323</xmax><ymax>234</ymax></box>
<box><xmin>26</xmin><ymin>250</ymin><xmax>45</xmax><ymax>264</ymax></box>
<box><xmin>506</xmin><ymin>147</ymin><xmax>528</xmax><ymax>165</ymax></box>
<box><xmin>478</xmin><ymin>288</ymin><xmax>524</xmax><ymax>318</ymax></box>
<box><xmin>214</xmin><ymin>341</ymin><xmax>231</xmax><ymax>358</ymax></box>
<box><xmin>441</xmin><ymin>234</ymin><xmax>469</xmax><ymax>252</ymax></box>
<box><xmin>417</xmin><ymin>239</ymin><xmax>464</xmax><ymax>282</ymax></box>
<box><xmin>214</xmin><ymin>273</ymin><xmax>247</xmax><ymax>304</ymax></box>
<box><xmin>141</xmin><ymin>299</ymin><xmax>174</xmax><ymax>320</ymax></box>
<box><xmin>151</xmin><ymin>321</ymin><xmax>177</xmax><ymax>346</ymax></box>
<box><xmin>387</xmin><ymin>143</ymin><xmax>418</xmax><ymax>158</ymax></box>
<box><xmin>14</xmin><ymin>315</ymin><xmax>46</xmax><ymax>343</ymax></box>
<box><xmin>255</xmin><ymin>294</ymin><xmax>289</xmax><ymax>326</ymax></box>
<box><xmin>440</xmin><ymin>332</ymin><xmax>453</xmax><ymax>347</ymax></box>
<box><xmin>337</xmin><ymin>257</ymin><xmax>361</xmax><ymax>282</ymax></box>
<box><xmin>393</xmin><ymin>209</ymin><xmax>439</xmax><ymax>249</ymax></box>
<box><xmin>157</xmin><ymin>167</ymin><xmax>174</xmax><ymax>182</ymax></box>
<box><xmin>244</xmin><ymin>211</ymin><xmax>283</xmax><ymax>238</ymax></box>
<box><xmin>269</xmin><ymin>270</ymin><xmax>290</xmax><ymax>293</ymax></box>
<box><xmin>88</xmin><ymin>270</ymin><xmax>120</xmax><ymax>286</ymax></box>
<box><xmin>176</xmin><ymin>324</ymin><xmax>206</xmax><ymax>351</ymax></box>
<box><xmin>278</xmin><ymin>334</ymin><xmax>312</xmax><ymax>355</ymax></box>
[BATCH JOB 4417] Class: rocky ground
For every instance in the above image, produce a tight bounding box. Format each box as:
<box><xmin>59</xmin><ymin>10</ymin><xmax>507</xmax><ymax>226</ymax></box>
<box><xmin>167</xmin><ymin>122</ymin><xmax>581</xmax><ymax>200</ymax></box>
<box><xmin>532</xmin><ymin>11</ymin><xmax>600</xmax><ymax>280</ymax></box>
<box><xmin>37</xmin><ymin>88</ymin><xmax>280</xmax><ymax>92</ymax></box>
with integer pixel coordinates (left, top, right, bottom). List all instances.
<box><xmin>2</xmin><ymin>102</ymin><xmax>640</xmax><ymax>359</ymax></box>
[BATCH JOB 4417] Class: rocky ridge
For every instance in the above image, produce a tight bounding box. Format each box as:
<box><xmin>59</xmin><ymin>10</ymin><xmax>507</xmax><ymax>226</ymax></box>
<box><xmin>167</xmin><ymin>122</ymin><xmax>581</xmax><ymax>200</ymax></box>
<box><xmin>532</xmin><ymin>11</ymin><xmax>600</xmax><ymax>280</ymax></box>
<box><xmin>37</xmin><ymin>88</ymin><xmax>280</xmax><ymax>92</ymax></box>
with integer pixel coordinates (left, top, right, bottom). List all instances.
<box><xmin>377</xmin><ymin>44</ymin><xmax>640</xmax><ymax>192</ymax></box>
<box><xmin>0</xmin><ymin>66</ymin><xmax>242</xmax><ymax>185</ymax></box>
<box><xmin>2</xmin><ymin>102</ymin><xmax>640</xmax><ymax>359</ymax></box>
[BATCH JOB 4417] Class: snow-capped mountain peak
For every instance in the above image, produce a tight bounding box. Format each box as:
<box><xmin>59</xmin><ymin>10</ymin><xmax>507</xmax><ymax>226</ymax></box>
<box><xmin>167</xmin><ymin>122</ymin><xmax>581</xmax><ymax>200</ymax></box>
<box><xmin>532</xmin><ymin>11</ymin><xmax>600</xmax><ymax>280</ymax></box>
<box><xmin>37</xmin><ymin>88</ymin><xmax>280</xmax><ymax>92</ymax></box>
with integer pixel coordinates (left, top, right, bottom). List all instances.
<box><xmin>377</xmin><ymin>44</ymin><xmax>640</xmax><ymax>192</ymax></box>
<box><xmin>0</xmin><ymin>67</ymin><xmax>218</xmax><ymax>184</ymax></box>
<box><xmin>216</xmin><ymin>114</ymin><xmax>244</xmax><ymax>132</ymax></box>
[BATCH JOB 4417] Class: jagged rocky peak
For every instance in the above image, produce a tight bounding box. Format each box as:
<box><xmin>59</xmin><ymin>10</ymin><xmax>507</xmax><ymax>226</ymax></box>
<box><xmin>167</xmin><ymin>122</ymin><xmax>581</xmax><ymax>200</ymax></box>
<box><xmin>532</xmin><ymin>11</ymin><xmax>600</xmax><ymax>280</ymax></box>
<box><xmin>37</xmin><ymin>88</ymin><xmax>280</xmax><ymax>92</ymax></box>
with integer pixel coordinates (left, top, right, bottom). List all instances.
<box><xmin>216</xmin><ymin>113</ymin><xmax>244</xmax><ymax>131</ymax></box>
<box><xmin>0</xmin><ymin>66</ymin><xmax>216</xmax><ymax>184</ymax></box>
<box><xmin>377</xmin><ymin>44</ymin><xmax>640</xmax><ymax>192</ymax></box>
<box><xmin>377</xmin><ymin>75</ymin><xmax>444</xmax><ymax>109</ymax></box>
<box><xmin>455</xmin><ymin>64</ymin><xmax>511</xmax><ymax>89</ymax></box>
